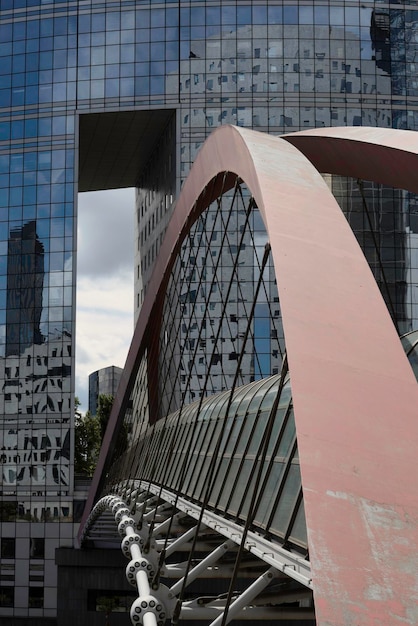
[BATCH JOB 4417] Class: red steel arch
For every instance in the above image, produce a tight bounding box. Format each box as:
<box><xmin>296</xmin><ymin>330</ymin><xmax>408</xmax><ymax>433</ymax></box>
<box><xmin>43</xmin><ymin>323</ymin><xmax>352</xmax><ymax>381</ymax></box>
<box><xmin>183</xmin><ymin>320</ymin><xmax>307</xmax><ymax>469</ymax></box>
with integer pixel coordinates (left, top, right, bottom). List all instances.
<box><xmin>81</xmin><ymin>125</ymin><xmax>418</xmax><ymax>625</ymax></box>
<box><xmin>282</xmin><ymin>125</ymin><xmax>418</xmax><ymax>195</ymax></box>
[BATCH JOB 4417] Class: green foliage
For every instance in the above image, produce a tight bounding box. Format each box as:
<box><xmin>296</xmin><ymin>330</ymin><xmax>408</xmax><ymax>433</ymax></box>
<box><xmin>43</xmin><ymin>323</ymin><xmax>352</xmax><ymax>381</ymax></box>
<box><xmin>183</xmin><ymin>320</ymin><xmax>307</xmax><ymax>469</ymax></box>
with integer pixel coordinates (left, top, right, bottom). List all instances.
<box><xmin>97</xmin><ymin>595</ymin><xmax>118</xmax><ymax>626</ymax></box>
<box><xmin>97</xmin><ymin>394</ymin><xmax>115</xmax><ymax>439</ymax></box>
<box><xmin>97</xmin><ymin>595</ymin><xmax>117</xmax><ymax>612</ymax></box>
<box><xmin>96</xmin><ymin>393</ymin><xmax>128</xmax><ymax>461</ymax></box>
<box><xmin>74</xmin><ymin>397</ymin><xmax>101</xmax><ymax>476</ymax></box>
<box><xmin>74</xmin><ymin>393</ymin><xmax>128</xmax><ymax>475</ymax></box>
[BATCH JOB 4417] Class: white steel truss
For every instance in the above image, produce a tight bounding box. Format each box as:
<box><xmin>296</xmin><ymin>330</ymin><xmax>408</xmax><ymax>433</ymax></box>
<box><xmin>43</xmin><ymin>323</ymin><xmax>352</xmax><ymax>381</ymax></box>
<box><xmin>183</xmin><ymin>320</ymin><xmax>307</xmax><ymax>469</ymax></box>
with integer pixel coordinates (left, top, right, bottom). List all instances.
<box><xmin>80</xmin><ymin>483</ymin><xmax>314</xmax><ymax>625</ymax></box>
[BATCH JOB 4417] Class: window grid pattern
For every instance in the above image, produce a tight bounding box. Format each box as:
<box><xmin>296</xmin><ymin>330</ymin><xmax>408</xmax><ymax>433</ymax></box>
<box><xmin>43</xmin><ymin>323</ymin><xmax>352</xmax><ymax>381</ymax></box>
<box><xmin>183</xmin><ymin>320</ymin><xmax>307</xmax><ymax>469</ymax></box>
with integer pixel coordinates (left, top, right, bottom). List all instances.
<box><xmin>332</xmin><ymin>176</ymin><xmax>416</xmax><ymax>334</ymax></box>
<box><xmin>158</xmin><ymin>180</ymin><xmax>284</xmax><ymax>419</ymax></box>
<box><xmin>1</xmin><ymin>3</ymin><xmax>418</xmax><ymax>515</ymax></box>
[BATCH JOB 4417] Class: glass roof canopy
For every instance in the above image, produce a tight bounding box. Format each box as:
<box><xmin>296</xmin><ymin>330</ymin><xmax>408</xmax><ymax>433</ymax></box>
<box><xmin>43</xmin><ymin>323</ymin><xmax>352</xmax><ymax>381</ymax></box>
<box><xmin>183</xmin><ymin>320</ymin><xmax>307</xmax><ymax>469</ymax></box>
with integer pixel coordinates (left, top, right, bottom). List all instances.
<box><xmin>110</xmin><ymin>368</ymin><xmax>307</xmax><ymax>555</ymax></box>
<box><xmin>106</xmin><ymin>331</ymin><xmax>418</xmax><ymax>563</ymax></box>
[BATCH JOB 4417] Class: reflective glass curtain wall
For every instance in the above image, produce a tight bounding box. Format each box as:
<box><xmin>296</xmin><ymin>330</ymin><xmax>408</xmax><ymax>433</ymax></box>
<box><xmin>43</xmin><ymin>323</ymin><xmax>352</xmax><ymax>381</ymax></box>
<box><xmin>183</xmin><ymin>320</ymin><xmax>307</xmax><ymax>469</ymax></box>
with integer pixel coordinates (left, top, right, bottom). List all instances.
<box><xmin>1</xmin><ymin>0</ymin><xmax>418</xmax><ymax>619</ymax></box>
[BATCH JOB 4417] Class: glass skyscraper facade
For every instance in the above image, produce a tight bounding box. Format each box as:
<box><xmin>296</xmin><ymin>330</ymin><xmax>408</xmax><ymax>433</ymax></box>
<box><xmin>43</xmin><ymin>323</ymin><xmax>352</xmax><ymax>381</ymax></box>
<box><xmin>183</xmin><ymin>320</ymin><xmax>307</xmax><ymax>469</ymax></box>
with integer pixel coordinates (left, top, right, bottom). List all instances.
<box><xmin>1</xmin><ymin>0</ymin><xmax>418</xmax><ymax>621</ymax></box>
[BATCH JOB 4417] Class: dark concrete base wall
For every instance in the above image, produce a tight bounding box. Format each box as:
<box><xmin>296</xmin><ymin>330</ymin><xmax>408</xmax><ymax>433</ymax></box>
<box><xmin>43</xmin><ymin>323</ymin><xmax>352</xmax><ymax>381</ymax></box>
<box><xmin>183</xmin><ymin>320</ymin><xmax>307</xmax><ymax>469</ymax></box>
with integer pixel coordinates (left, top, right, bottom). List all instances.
<box><xmin>0</xmin><ymin>617</ymin><xmax>57</xmax><ymax>626</ymax></box>
<box><xmin>56</xmin><ymin>547</ymin><xmax>133</xmax><ymax>626</ymax></box>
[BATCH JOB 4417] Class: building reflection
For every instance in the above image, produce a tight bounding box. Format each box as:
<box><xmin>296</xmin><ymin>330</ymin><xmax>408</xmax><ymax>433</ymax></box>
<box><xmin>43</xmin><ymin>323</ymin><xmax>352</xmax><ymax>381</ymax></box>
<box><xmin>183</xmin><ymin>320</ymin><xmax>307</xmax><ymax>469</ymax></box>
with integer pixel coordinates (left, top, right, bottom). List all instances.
<box><xmin>0</xmin><ymin>220</ymin><xmax>71</xmax><ymax>499</ymax></box>
<box><xmin>6</xmin><ymin>221</ymin><xmax>44</xmax><ymax>357</ymax></box>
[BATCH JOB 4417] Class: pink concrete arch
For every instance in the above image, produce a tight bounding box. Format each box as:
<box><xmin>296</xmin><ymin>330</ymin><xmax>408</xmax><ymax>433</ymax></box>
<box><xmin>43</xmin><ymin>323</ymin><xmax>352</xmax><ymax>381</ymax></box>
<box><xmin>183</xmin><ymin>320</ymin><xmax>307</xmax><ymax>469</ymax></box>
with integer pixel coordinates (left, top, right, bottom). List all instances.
<box><xmin>81</xmin><ymin>125</ymin><xmax>418</xmax><ymax>625</ymax></box>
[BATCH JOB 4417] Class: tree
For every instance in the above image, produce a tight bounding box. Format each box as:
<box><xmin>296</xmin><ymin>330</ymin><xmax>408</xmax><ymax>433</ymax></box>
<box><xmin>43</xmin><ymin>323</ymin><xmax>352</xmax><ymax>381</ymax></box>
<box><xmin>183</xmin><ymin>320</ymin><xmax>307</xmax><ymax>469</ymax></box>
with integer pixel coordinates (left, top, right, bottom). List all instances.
<box><xmin>97</xmin><ymin>595</ymin><xmax>118</xmax><ymax>626</ymax></box>
<box><xmin>74</xmin><ymin>394</ymin><xmax>128</xmax><ymax>476</ymax></box>
<box><xmin>96</xmin><ymin>394</ymin><xmax>128</xmax><ymax>462</ymax></box>
<box><xmin>97</xmin><ymin>394</ymin><xmax>115</xmax><ymax>440</ymax></box>
<box><xmin>74</xmin><ymin>398</ymin><xmax>101</xmax><ymax>477</ymax></box>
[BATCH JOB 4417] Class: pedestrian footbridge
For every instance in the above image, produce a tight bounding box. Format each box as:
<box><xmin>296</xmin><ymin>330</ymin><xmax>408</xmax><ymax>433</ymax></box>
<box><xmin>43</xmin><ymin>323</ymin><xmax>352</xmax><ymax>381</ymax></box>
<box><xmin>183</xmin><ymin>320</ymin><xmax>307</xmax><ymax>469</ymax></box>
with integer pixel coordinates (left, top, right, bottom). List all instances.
<box><xmin>80</xmin><ymin>368</ymin><xmax>315</xmax><ymax>625</ymax></box>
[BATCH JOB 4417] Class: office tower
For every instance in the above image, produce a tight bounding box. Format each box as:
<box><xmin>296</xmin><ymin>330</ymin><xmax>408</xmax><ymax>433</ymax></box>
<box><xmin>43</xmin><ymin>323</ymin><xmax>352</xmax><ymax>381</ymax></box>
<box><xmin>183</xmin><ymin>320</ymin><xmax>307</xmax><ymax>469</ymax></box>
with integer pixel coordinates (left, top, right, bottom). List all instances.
<box><xmin>88</xmin><ymin>365</ymin><xmax>122</xmax><ymax>415</ymax></box>
<box><xmin>1</xmin><ymin>1</ymin><xmax>418</xmax><ymax>623</ymax></box>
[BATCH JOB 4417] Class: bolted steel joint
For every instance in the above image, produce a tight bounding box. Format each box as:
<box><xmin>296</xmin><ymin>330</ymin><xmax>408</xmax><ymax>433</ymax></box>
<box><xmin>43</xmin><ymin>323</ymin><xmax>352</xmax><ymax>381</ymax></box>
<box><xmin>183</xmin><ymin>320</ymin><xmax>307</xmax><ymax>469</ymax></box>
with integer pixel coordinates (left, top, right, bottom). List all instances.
<box><xmin>130</xmin><ymin>595</ymin><xmax>166</xmax><ymax>626</ymax></box>
<box><xmin>115</xmin><ymin>507</ymin><xmax>131</xmax><ymax>523</ymax></box>
<box><xmin>111</xmin><ymin>500</ymin><xmax>126</xmax><ymax>514</ymax></box>
<box><xmin>125</xmin><ymin>557</ymin><xmax>156</xmax><ymax>587</ymax></box>
<box><xmin>121</xmin><ymin>533</ymin><xmax>144</xmax><ymax>558</ymax></box>
<box><xmin>118</xmin><ymin>517</ymin><xmax>136</xmax><ymax>536</ymax></box>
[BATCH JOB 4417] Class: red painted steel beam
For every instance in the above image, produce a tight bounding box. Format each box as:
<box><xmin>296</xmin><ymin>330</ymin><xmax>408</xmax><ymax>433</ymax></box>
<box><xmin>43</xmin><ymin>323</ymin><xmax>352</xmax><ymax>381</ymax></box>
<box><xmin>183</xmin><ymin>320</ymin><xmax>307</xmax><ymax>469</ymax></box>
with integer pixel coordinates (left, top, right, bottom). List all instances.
<box><xmin>80</xmin><ymin>125</ymin><xmax>418</xmax><ymax>626</ymax></box>
<box><xmin>282</xmin><ymin>126</ymin><xmax>418</xmax><ymax>194</ymax></box>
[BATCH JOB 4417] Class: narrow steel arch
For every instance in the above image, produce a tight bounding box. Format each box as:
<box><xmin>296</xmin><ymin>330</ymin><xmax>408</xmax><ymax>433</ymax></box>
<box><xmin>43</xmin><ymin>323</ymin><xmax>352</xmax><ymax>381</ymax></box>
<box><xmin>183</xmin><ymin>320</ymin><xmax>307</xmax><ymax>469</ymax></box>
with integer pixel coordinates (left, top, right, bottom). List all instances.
<box><xmin>282</xmin><ymin>125</ymin><xmax>418</xmax><ymax>194</ymax></box>
<box><xmin>81</xmin><ymin>126</ymin><xmax>418</xmax><ymax>625</ymax></box>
